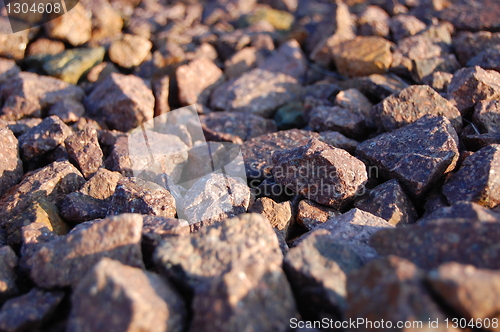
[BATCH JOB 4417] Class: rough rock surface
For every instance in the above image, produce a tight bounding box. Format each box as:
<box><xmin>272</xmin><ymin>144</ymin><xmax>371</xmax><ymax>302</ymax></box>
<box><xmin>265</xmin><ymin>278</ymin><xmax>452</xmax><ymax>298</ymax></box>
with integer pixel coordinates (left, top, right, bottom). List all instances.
<box><xmin>309</xmin><ymin>106</ymin><xmax>367</xmax><ymax>138</ymax></box>
<box><xmin>105</xmin><ymin>136</ymin><xmax>133</xmax><ymax>176</ymax></box>
<box><xmin>109</xmin><ymin>34</ymin><xmax>153</xmax><ymax>68</ymax></box>
<box><xmin>248</xmin><ymin>197</ymin><xmax>293</xmax><ymax>239</ymax></box>
<box><xmin>67</xmin><ymin>258</ymin><xmax>186</xmax><ymax>332</ymax></box>
<box><xmin>48</xmin><ymin>99</ymin><xmax>86</xmax><ymax>124</ymax></box>
<box><xmin>258</xmin><ymin>39</ymin><xmax>307</xmax><ymax>81</ymax></box>
<box><xmin>44</xmin><ymin>3</ymin><xmax>92</xmax><ymax>46</ymax></box>
<box><xmin>201</xmin><ymin>112</ymin><xmax>276</xmax><ymax>142</ymax></box>
<box><xmin>419</xmin><ymin>201</ymin><xmax>500</xmax><ymax>224</ymax></box>
<box><xmin>0</xmin><ymin>127</ymin><xmax>23</xmax><ymax>197</ymax></box>
<box><xmin>356</xmin><ymin>116</ymin><xmax>459</xmax><ymax>198</ymax></box>
<box><xmin>473</xmin><ymin>99</ymin><xmax>500</xmax><ymax>134</ymax></box>
<box><xmin>318</xmin><ymin>131</ymin><xmax>359</xmax><ymax>154</ymax></box>
<box><xmin>0</xmin><ymin>246</ymin><xmax>18</xmax><ymax>303</ymax></box>
<box><xmin>65</xmin><ymin>125</ymin><xmax>104</xmax><ymax>179</ymax></box>
<box><xmin>436</xmin><ymin>0</ymin><xmax>500</xmax><ymax>31</ymax></box>
<box><xmin>296</xmin><ymin>199</ymin><xmax>341</xmax><ymax>231</ymax></box>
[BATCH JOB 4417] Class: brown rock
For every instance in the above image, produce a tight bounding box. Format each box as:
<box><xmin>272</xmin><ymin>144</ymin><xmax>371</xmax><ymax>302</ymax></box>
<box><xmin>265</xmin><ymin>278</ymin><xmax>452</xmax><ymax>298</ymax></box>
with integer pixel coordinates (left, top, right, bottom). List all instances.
<box><xmin>296</xmin><ymin>199</ymin><xmax>341</xmax><ymax>231</ymax></box>
<box><xmin>19</xmin><ymin>223</ymin><xmax>59</xmax><ymax>272</ymax></box>
<box><xmin>0</xmin><ymin>128</ymin><xmax>23</xmax><ymax>197</ymax></box>
<box><xmin>201</xmin><ymin>112</ymin><xmax>277</xmax><ymax>142</ymax></box>
<box><xmin>372</xmin><ymin>84</ymin><xmax>462</xmax><ymax>132</ymax></box>
<box><xmin>26</xmin><ymin>38</ymin><xmax>65</xmax><ymax>56</ymax></box>
<box><xmin>356</xmin><ymin>115</ymin><xmax>459</xmax><ymax>198</ymax></box>
<box><xmin>358</xmin><ymin>5</ymin><xmax>390</xmax><ymax>38</ymax></box>
<box><xmin>422</xmin><ymin>71</ymin><xmax>453</xmax><ymax>93</ymax></box>
<box><xmin>44</xmin><ymin>3</ymin><xmax>92</xmax><ymax>46</ymax></box>
<box><xmin>154</xmin><ymin>213</ymin><xmax>299</xmax><ymax>332</ymax></box>
<box><xmin>334</xmin><ymin>89</ymin><xmax>372</xmax><ymax>121</ymax></box>
<box><xmin>67</xmin><ymin>258</ymin><xmax>186</xmax><ymax>332</ymax></box>
<box><xmin>84</xmin><ymin>73</ymin><xmax>154</xmax><ymax>132</ymax></box>
<box><xmin>105</xmin><ymin>136</ymin><xmax>133</xmax><ymax>176</ymax></box>
<box><xmin>437</xmin><ymin>0</ymin><xmax>500</xmax><ymax>32</ymax></box>
<box><xmin>258</xmin><ymin>39</ymin><xmax>307</xmax><ymax>82</ymax></box>
<box><xmin>389</xmin><ymin>14</ymin><xmax>426</xmax><ymax>41</ymax></box>
<box><xmin>153</xmin><ymin>76</ymin><xmax>170</xmax><ymax>116</ymax></box>
<box><xmin>0</xmin><ymin>246</ymin><xmax>18</xmax><ymax>303</ymax></box>
<box><xmin>0</xmin><ymin>288</ymin><xmax>64</xmax><ymax>332</ymax></box>
<box><xmin>48</xmin><ymin>99</ymin><xmax>85</xmax><ymax>124</ymax></box>
<box><xmin>26</xmin><ymin>213</ymin><xmax>144</xmax><ymax>288</ymax></box>
<box><xmin>318</xmin><ymin>131</ymin><xmax>359</xmax><ymax>154</ymax></box>
<box><xmin>352</xmin><ymin>74</ymin><xmax>406</xmax><ymax>102</ymax></box>
<box><xmin>447</xmin><ymin>66</ymin><xmax>500</xmax><ymax>114</ymax></box>
<box><xmin>453</xmin><ymin>31</ymin><xmax>500</xmax><ymax>65</ymax></box>
<box><xmin>224</xmin><ymin>47</ymin><xmax>260</xmax><ymax>79</ymax></box>
<box><xmin>309</xmin><ymin>106</ymin><xmax>367</xmax><ymax>139</ymax></box>
<box><xmin>420</xmin><ymin>201</ymin><xmax>500</xmax><ymax>224</ymax></box>
<box><xmin>443</xmin><ymin>144</ymin><xmax>500</xmax><ymax>208</ymax></box>
<box><xmin>65</xmin><ymin>125</ymin><xmax>104</xmax><ymax>179</ymax></box>
<box><xmin>0</xmin><ymin>58</ymin><xmax>20</xmax><ymax>85</ymax></box>
<box><xmin>331</xmin><ymin>36</ymin><xmax>393</xmax><ymax>78</ymax></box>
<box><xmin>0</xmin><ymin>27</ymin><xmax>29</xmax><ymax>60</ymax></box>
<box><xmin>466</xmin><ymin>45</ymin><xmax>500</xmax><ymax>72</ymax></box>
<box><xmin>86</xmin><ymin>62</ymin><xmax>119</xmax><ymax>83</ymax></box>
<box><xmin>371</xmin><ymin>221</ymin><xmax>500</xmax><ymax>270</ymax></box>
<box><xmin>5</xmin><ymin>118</ymin><xmax>42</xmax><ymax>137</ymax></box>
<box><xmin>272</xmin><ymin>138</ymin><xmax>368</xmax><ymax>209</ymax></box>
<box><xmin>109</xmin><ymin>34</ymin><xmax>152</xmax><ymax>68</ymax></box>
<box><xmin>249</xmin><ymin>197</ymin><xmax>293</xmax><ymax>239</ymax></box>
<box><xmin>473</xmin><ymin>99</ymin><xmax>500</xmax><ymax>134</ymax></box>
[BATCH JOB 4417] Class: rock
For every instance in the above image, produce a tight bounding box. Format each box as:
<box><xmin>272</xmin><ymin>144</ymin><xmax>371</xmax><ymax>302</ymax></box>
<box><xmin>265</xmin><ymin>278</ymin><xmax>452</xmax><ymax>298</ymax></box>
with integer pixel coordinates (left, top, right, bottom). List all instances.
<box><xmin>241</xmin><ymin>7</ymin><xmax>294</xmax><ymax>31</ymax></box>
<box><xmin>420</xmin><ymin>201</ymin><xmax>500</xmax><ymax>224</ymax></box>
<box><xmin>0</xmin><ymin>28</ymin><xmax>29</xmax><ymax>60</ymax></box>
<box><xmin>466</xmin><ymin>45</ymin><xmax>500</xmax><ymax>72</ymax></box>
<box><xmin>354</xmin><ymin>179</ymin><xmax>417</xmax><ymax>226</ymax></box>
<box><xmin>84</xmin><ymin>73</ymin><xmax>155</xmax><ymax>132</ymax></box>
<box><xmin>65</xmin><ymin>125</ymin><xmax>104</xmax><ymax>180</ymax></box>
<box><xmin>422</xmin><ymin>71</ymin><xmax>453</xmax><ymax>93</ymax></box>
<box><xmin>224</xmin><ymin>47</ymin><xmax>260</xmax><ymax>79</ymax></box>
<box><xmin>142</xmin><ymin>216</ymin><xmax>190</xmax><ymax>263</ymax></box>
<box><xmin>211</xmin><ymin>68</ymin><xmax>302</xmax><ymax>118</ymax></box>
<box><xmin>26</xmin><ymin>38</ymin><xmax>65</xmax><ymax>57</ymax></box>
<box><xmin>0</xmin><ymin>72</ymin><xmax>85</xmax><ymax>121</ymax></box>
<box><xmin>447</xmin><ymin>66</ymin><xmax>500</xmax><ymax>114</ymax></box>
<box><xmin>154</xmin><ymin>213</ymin><xmax>298</xmax><ymax>332</ymax></box>
<box><xmin>334</xmin><ymin>89</ymin><xmax>372</xmax><ymax>121</ymax></box>
<box><xmin>153</xmin><ymin>76</ymin><xmax>170</xmax><ymax>116</ymax></box>
<box><xmin>179</xmin><ymin>173</ymin><xmax>251</xmax><ymax>229</ymax></box>
<box><xmin>371</xmin><ymin>220</ymin><xmax>500</xmax><ymax>270</ymax></box>
<box><xmin>86</xmin><ymin>62</ymin><xmax>119</xmax><ymax>83</ymax></box>
<box><xmin>44</xmin><ymin>3</ymin><xmax>92</xmax><ymax>46</ymax></box>
<box><xmin>352</xmin><ymin>74</ymin><xmax>406</xmax><ymax>102</ymax></box>
<box><xmin>108</xmin><ymin>34</ymin><xmax>152</xmax><ymax>69</ymax></box>
<box><xmin>437</xmin><ymin>0</ymin><xmax>500</xmax><ymax>32</ymax></box>
<box><xmin>5</xmin><ymin>119</ymin><xmax>42</xmax><ymax>137</ymax></box>
<box><xmin>105</xmin><ymin>136</ymin><xmax>133</xmax><ymax>176</ymax></box>
<box><xmin>346</xmin><ymin>256</ymin><xmax>451</xmax><ymax>331</ymax></box>
<box><xmin>356</xmin><ymin>115</ymin><xmax>459</xmax><ymax>198</ymax></box>
<box><xmin>358</xmin><ymin>5</ymin><xmax>390</xmax><ymax>38</ymax></box>
<box><xmin>372</xmin><ymin>85</ymin><xmax>462</xmax><ymax>132</ymax></box>
<box><xmin>176</xmin><ymin>57</ymin><xmax>225</xmax><ymax>106</ymax></box>
<box><xmin>258</xmin><ymin>39</ymin><xmax>307</xmax><ymax>82</ymax></box>
<box><xmin>453</xmin><ymin>31</ymin><xmax>500</xmax><ymax>65</ymax></box>
<box><xmin>18</xmin><ymin>115</ymin><xmax>72</xmax><ymax>161</ymax></box>
<box><xmin>48</xmin><ymin>99</ymin><xmax>85</xmax><ymax>124</ymax></box>
<box><xmin>318</xmin><ymin>131</ymin><xmax>359</xmax><ymax>154</ymax></box>
<box><xmin>273</xmin><ymin>102</ymin><xmax>305</xmax><ymax>130</ymax></box>
<box><xmin>309</xmin><ymin>106</ymin><xmax>367</xmax><ymax>139</ymax></box>
<box><xmin>473</xmin><ymin>99</ymin><xmax>500</xmax><ymax>134</ymax></box>
<box><xmin>272</xmin><ymin>138</ymin><xmax>368</xmax><ymax>209</ymax></box>
<box><xmin>427</xmin><ymin>262</ymin><xmax>500</xmax><ymax>325</ymax></box>
<box><xmin>201</xmin><ymin>112</ymin><xmax>276</xmax><ymax>142</ymax></box>
<box><xmin>42</xmin><ymin>47</ymin><xmax>105</xmax><ymax>84</ymax></box>
<box><xmin>0</xmin><ymin>288</ymin><xmax>65</xmax><ymax>332</ymax></box>
<box><xmin>0</xmin><ymin>246</ymin><xmax>18</xmax><ymax>303</ymax></box>
<box><xmin>443</xmin><ymin>144</ymin><xmax>500</xmax><ymax>208</ymax></box>
<box><xmin>0</xmin><ymin>58</ymin><xmax>20</xmax><ymax>85</ymax></box>
<box><xmin>19</xmin><ymin>223</ymin><xmax>59</xmax><ymax>271</ymax></box>
<box><xmin>248</xmin><ymin>197</ymin><xmax>293</xmax><ymax>239</ymax></box>
<box><xmin>67</xmin><ymin>258</ymin><xmax>186</xmax><ymax>332</ymax></box>
<box><xmin>0</xmin><ymin>128</ymin><xmax>23</xmax><ymax>197</ymax></box>
<box><xmin>296</xmin><ymin>199</ymin><xmax>340</xmax><ymax>231</ymax></box>
<box><xmin>331</xmin><ymin>36</ymin><xmax>393</xmax><ymax>78</ymax></box>
<box><xmin>108</xmin><ymin>177</ymin><xmax>176</xmax><ymax>218</ymax></box>
<box><xmin>26</xmin><ymin>214</ymin><xmax>144</xmax><ymax>288</ymax></box>
<box><xmin>242</xmin><ymin>129</ymin><xmax>320</xmax><ymax>181</ymax></box>
<box><xmin>389</xmin><ymin>14</ymin><xmax>426</xmax><ymax>41</ymax></box>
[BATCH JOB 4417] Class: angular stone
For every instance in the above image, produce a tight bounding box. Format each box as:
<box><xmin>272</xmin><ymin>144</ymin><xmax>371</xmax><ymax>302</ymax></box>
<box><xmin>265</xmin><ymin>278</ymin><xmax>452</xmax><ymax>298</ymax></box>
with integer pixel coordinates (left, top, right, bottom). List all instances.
<box><xmin>242</xmin><ymin>129</ymin><xmax>320</xmax><ymax>181</ymax></box>
<box><xmin>44</xmin><ymin>3</ymin><xmax>92</xmax><ymax>46</ymax></box>
<box><xmin>0</xmin><ymin>58</ymin><xmax>20</xmax><ymax>85</ymax></box>
<box><xmin>0</xmin><ymin>27</ymin><xmax>29</xmax><ymax>60</ymax></box>
<box><xmin>19</xmin><ymin>223</ymin><xmax>59</xmax><ymax>272</ymax></box>
<box><xmin>371</xmin><ymin>221</ymin><xmax>500</xmax><ymax>270</ymax></box>
<box><xmin>211</xmin><ymin>68</ymin><xmax>302</xmax><ymax>118</ymax></box>
<box><xmin>48</xmin><ymin>99</ymin><xmax>85</xmax><ymax>124</ymax></box>
<box><xmin>352</xmin><ymin>74</ymin><xmax>406</xmax><ymax>102</ymax></box>
<box><xmin>356</xmin><ymin>115</ymin><xmax>459</xmax><ymax>198</ymax></box>
<box><xmin>422</xmin><ymin>71</ymin><xmax>453</xmax><ymax>93</ymax></box>
<box><xmin>453</xmin><ymin>31</ymin><xmax>500</xmax><ymax>65</ymax></box>
<box><xmin>84</xmin><ymin>73</ymin><xmax>154</xmax><ymax>132</ymax></box>
<box><xmin>26</xmin><ymin>214</ymin><xmax>144</xmax><ymax>288</ymax></box>
<box><xmin>309</xmin><ymin>106</ymin><xmax>367</xmax><ymax>139</ymax></box>
<box><xmin>248</xmin><ymin>197</ymin><xmax>293</xmax><ymax>239</ymax></box>
<box><xmin>0</xmin><ymin>288</ymin><xmax>64</xmax><ymax>332</ymax></box>
<box><xmin>447</xmin><ymin>66</ymin><xmax>500</xmax><ymax>114</ymax></box>
<box><xmin>0</xmin><ymin>128</ymin><xmax>23</xmax><ymax>197</ymax></box>
<box><xmin>5</xmin><ymin>119</ymin><xmax>42</xmax><ymax>137</ymax></box>
<box><xmin>154</xmin><ymin>213</ymin><xmax>298</xmax><ymax>332</ymax></box>
<box><xmin>372</xmin><ymin>85</ymin><xmax>462</xmax><ymax>132</ymax></box>
<box><xmin>105</xmin><ymin>136</ymin><xmax>133</xmax><ymax>176</ymax></box>
<box><xmin>272</xmin><ymin>138</ymin><xmax>368</xmax><ymax>209</ymax></box>
<box><xmin>427</xmin><ymin>262</ymin><xmax>500</xmax><ymax>324</ymax></box>
<box><xmin>331</xmin><ymin>36</ymin><xmax>393</xmax><ymax>78</ymax></box>
<box><xmin>0</xmin><ymin>246</ymin><xmax>18</xmax><ymax>303</ymax></box>
<box><xmin>142</xmin><ymin>216</ymin><xmax>190</xmax><ymax>263</ymax></box>
<box><xmin>346</xmin><ymin>256</ymin><xmax>451</xmax><ymax>331</ymax></box>
<box><xmin>86</xmin><ymin>62</ymin><xmax>119</xmax><ymax>83</ymax></box>
<box><xmin>224</xmin><ymin>47</ymin><xmax>260</xmax><ymax>80</ymax></box>
<box><xmin>109</xmin><ymin>34</ymin><xmax>152</xmax><ymax>68</ymax></box>
<box><xmin>389</xmin><ymin>14</ymin><xmax>426</xmax><ymax>41</ymax></box>
<box><xmin>0</xmin><ymin>72</ymin><xmax>85</xmax><ymax>121</ymax></box>
<box><xmin>473</xmin><ymin>99</ymin><xmax>500</xmax><ymax>134</ymax></box>
<box><xmin>17</xmin><ymin>115</ymin><xmax>72</xmax><ymax>161</ymax></box>
<box><xmin>443</xmin><ymin>144</ymin><xmax>500</xmax><ymax>208</ymax></box>
<box><xmin>67</xmin><ymin>258</ymin><xmax>186</xmax><ymax>332</ymax></box>
<box><xmin>466</xmin><ymin>45</ymin><xmax>500</xmax><ymax>72</ymax></box>
<box><xmin>258</xmin><ymin>39</ymin><xmax>307</xmax><ymax>82</ymax></box>
<box><xmin>201</xmin><ymin>112</ymin><xmax>276</xmax><ymax>142</ymax></box>
<box><xmin>284</xmin><ymin>229</ymin><xmax>363</xmax><ymax>320</ymax></box>
<box><xmin>358</xmin><ymin>5</ymin><xmax>390</xmax><ymax>38</ymax></box>
<box><xmin>296</xmin><ymin>199</ymin><xmax>341</xmax><ymax>231</ymax></box>
<box><xmin>318</xmin><ymin>131</ymin><xmax>359</xmax><ymax>154</ymax></box>
<box><xmin>437</xmin><ymin>0</ymin><xmax>500</xmax><ymax>32</ymax></box>
<box><xmin>334</xmin><ymin>89</ymin><xmax>372</xmax><ymax>120</ymax></box>
<box><xmin>65</xmin><ymin>125</ymin><xmax>104</xmax><ymax>179</ymax></box>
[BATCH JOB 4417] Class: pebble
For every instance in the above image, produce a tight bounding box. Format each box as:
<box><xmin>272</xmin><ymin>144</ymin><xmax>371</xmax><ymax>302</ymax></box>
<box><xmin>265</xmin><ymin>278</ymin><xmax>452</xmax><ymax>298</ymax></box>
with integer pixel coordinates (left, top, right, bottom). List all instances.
<box><xmin>109</xmin><ymin>34</ymin><xmax>153</xmax><ymax>68</ymax></box>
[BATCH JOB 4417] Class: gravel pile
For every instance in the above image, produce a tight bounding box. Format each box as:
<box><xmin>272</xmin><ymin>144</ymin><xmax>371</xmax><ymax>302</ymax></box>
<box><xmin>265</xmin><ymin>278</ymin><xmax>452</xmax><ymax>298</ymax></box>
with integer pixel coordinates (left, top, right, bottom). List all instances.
<box><xmin>1</xmin><ymin>0</ymin><xmax>500</xmax><ymax>331</ymax></box>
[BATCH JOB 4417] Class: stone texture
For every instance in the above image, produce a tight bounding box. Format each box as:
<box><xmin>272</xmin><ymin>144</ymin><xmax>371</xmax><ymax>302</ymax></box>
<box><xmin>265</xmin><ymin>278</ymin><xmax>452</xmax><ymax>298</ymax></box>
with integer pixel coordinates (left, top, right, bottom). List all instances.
<box><xmin>19</xmin><ymin>223</ymin><xmax>59</xmax><ymax>272</ymax></box>
<box><xmin>0</xmin><ymin>58</ymin><xmax>20</xmax><ymax>85</ymax></box>
<box><xmin>258</xmin><ymin>39</ymin><xmax>307</xmax><ymax>82</ymax></box>
<box><xmin>466</xmin><ymin>45</ymin><xmax>500</xmax><ymax>72</ymax></box>
<box><xmin>437</xmin><ymin>0</ymin><xmax>500</xmax><ymax>32</ymax></box>
<box><xmin>105</xmin><ymin>136</ymin><xmax>133</xmax><ymax>176</ymax></box>
<box><xmin>370</xmin><ymin>221</ymin><xmax>500</xmax><ymax>270</ymax></box>
<box><xmin>0</xmin><ymin>288</ymin><xmax>64</xmax><ymax>332</ymax></box>
<box><xmin>65</xmin><ymin>125</ymin><xmax>104</xmax><ymax>179</ymax></box>
<box><xmin>389</xmin><ymin>14</ymin><xmax>426</xmax><ymax>41</ymax></box>
<box><xmin>5</xmin><ymin>119</ymin><xmax>43</xmax><ymax>137</ymax></box>
<box><xmin>318</xmin><ymin>131</ymin><xmax>359</xmax><ymax>154</ymax></box>
<box><xmin>427</xmin><ymin>262</ymin><xmax>500</xmax><ymax>327</ymax></box>
<box><xmin>447</xmin><ymin>66</ymin><xmax>500</xmax><ymax>114</ymax></box>
<box><xmin>154</xmin><ymin>213</ymin><xmax>298</xmax><ymax>332</ymax></box>
<box><xmin>473</xmin><ymin>99</ymin><xmax>500</xmax><ymax>134</ymax></box>
<box><xmin>84</xmin><ymin>73</ymin><xmax>154</xmax><ymax>132</ymax></box>
<box><xmin>0</xmin><ymin>246</ymin><xmax>18</xmax><ymax>303</ymax></box>
<box><xmin>352</xmin><ymin>74</ymin><xmax>406</xmax><ymax>102</ymax></box>
<box><xmin>176</xmin><ymin>57</ymin><xmax>224</xmax><ymax>106</ymax></box>
<box><xmin>248</xmin><ymin>197</ymin><xmax>293</xmax><ymax>239</ymax></box>
<box><xmin>422</xmin><ymin>71</ymin><xmax>453</xmax><ymax>93</ymax></box>
<box><xmin>44</xmin><ymin>3</ymin><xmax>92</xmax><ymax>46</ymax></box>
<box><xmin>419</xmin><ymin>201</ymin><xmax>500</xmax><ymax>224</ymax></box>
<box><xmin>109</xmin><ymin>34</ymin><xmax>152</xmax><ymax>68</ymax></box>
<box><xmin>0</xmin><ymin>28</ymin><xmax>29</xmax><ymax>60</ymax></box>
<box><xmin>354</xmin><ymin>179</ymin><xmax>418</xmax><ymax>226</ymax></box>
<box><xmin>48</xmin><ymin>99</ymin><xmax>85</xmax><ymax>124</ymax></box>
<box><xmin>201</xmin><ymin>112</ymin><xmax>276</xmax><ymax>142</ymax></box>
<box><xmin>284</xmin><ymin>229</ymin><xmax>364</xmax><ymax>320</ymax></box>
<box><xmin>296</xmin><ymin>199</ymin><xmax>341</xmax><ymax>231</ymax></box>
<box><xmin>273</xmin><ymin>102</ymin><xmax>305</xmax><ymax>130</ymax></box>
<box><xmin>309</xmin><ymin>106</ymin><xmax>367</xmax><ymax>139</ymax></box>
<box><xmin>224</xmin><ymin>47</ymin><xmax>261</xmax><ymax>80</ymax></box>
<box><xmin>453</xmin><ymin>31</ymin><xmax>500</xmax><ymax>65</ymax></box>
<box><xmin>272</xmin><ymin>138</ymin><xmax>368</xmax><ymax>209</ymax></box>
<box><xmin>331</xmin><ymin>36</ymin><xmax>393</xmax><ymax>78</ymax></box>
<box><xmin>372</xmin><ymin>84</ymin><xmax>462</xmax><ymax>132</ymax></box>
<box><xmin>26</xmin><ymin>214</ymin><xmax>144</xmax><ymax>288</ymax></box>
<box><xmin>211</xmin><ymin>68</ymin><xmax>302</xmax><ymax>118</ymax></box>
<box><xmin>358</xmin><ymin>5</ymin><xmax>390</xmax><ymax>38</ymax></box>
<box><xmin>346</xmin><ymin>256</ymin><xmax>451</xmax><ymax>331</ymax></box>
<box><xmin>443</xmin><ymin>144</ymin><xmax>500</xmax><ymax>208</ymax></box>
<box><xmin>356</xmin><ymin>115</ymin><xmax>459</xmax><ymax>198</ymax></box>
<box><xmin>26</xmin><ymin>38</ymin><xmax>65</xmax><ymax>57</ymax></box>
<box><xmin>67</xmin><ymin>258</ymin><xmax>186</xmax><ymax>332</ymax></box>
<box><xmin>109</xmin><ymin>177</ymin><xmax>176</xmax><ymax>218</ymax></box>
<box><xmin>0</xmin><ymin>128</ymin><xmax>23</xmax><ymax>197</ymax></box>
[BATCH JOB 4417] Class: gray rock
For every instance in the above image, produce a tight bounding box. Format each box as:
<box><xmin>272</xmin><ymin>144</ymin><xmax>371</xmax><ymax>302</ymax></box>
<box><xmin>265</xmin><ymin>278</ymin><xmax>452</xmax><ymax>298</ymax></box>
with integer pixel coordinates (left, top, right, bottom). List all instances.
<box><xmin>0</xmin><ymin>127</ymin><xmax>23</xmax><ymax>197</ymax></box>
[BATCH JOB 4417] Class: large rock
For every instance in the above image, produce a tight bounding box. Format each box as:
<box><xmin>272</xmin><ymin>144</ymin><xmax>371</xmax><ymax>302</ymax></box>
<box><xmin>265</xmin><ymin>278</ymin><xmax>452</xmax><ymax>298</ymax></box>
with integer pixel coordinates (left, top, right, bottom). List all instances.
<box><xmin>272</xmin><ymin>138</ymin><xmax>368</xmax><ymax>209</ymax></box>
<box><xmin>356</xmin><ymin>115</ymin><xmax>459</xmax><ymax>198</ymax></box>
<box><xmin>437</xmin><ymin>0</ymin><xmax>500</xmax><ymax>31</ymax></box>
<box><xmin>453</xmin><ymin>31</ymin><xmax>500</xmax><ymax>65</ymax></box>
<box><xmin>154</xmin><ymin>213</ymin><xmax>299</xmax><ymax>332</ymax></box>
<box><xmin>26</xmin><ymin>214</ymin><xmax>144</xmax><ymax>288</ymax></box>
<box><xmin>0</xmin><ymin>246</ymin><xmax>18</xmax><ymax>303</ymax></box>
<box><xmin>67</xmin><ymin>258</ymin><xmax>186</xmax><ymax>332</ymax></box>
<box><xmin>0</xmin><ymin>128</ymin><xmax>23</xmax><ymax>197</ymax></box>
<box><xmin>44</xmin><ymin>2</ymin><xmax>92</xmax><ymax>46</ymax></box>
<box><xmin>84</xmin><ymin>73</ymin><xmax>155</xmax><ymax>132</ymax></box>
<box><xmin>419</xmin><ymin>201</ymin><xmax>500</xmax><ymax>224</ymax></box>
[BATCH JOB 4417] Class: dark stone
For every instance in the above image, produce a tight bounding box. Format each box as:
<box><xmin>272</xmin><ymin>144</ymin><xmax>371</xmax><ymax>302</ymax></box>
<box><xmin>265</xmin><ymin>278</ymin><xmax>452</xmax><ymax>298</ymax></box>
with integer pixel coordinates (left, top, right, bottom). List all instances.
<box><xmin>309</xmin><ymin>106</ymin><xmax>367</xmax><ymax>139</ymax></box>
<box><xmin>473</xmin><ymin>99</ymin><xmax>500</xmax><ymax>134</ymax></box>
<box><xmin>200</xmin><ymin>112</ymin><xmax>276</xmax><ymax>142</ymax></box>
<box><xmin>0</xmin><ymin>127</ymin><xmax>23</xmax><ymax>197</ymax></box>
<box><xmin>453</xmin><ymin>31</ymin><xmax>500</xmax><ymax>65</ymax></box>
<box><xmin>65</xmin><ymin>125</ymin><xmax>104</xmax><ymax>180</ymax></box>
<box><xmin>389</xmin><ymin>14</ymin><xmax>426</xmax><ymax>41</ymax></box>
<box><xmin>318</xmin><ymin>131</ymin><xmax>359</xmax><ymax>154</ymax></box>
<box><xmin>105</xmin><ymin>136</ymin><xmax>133</xmax><ymax>176</ymax></box>
<box><xmin>418</xmin><ymin>201</ymin><xmax>500</xmax><ymax>224</ymax></box>
<box><xmin>0</xmin><ymin>246</ymin><xmax>18</xmax><ymax>303</ymax></box>
<box><xmin>437</xmin><ymin>0</ymin><xmax>500</xmax><ymax>32</ymax></box>
<box><xmin>466</xmin><ymin>45</ymin><xmax>500</xmax><ymax>72</ymax></box>
<box><xmin>0</xmin><ymin>58</ymin><xmax>20</xmax><ymax>85</ymax></box>
<box><xmin>48</xmin><ymin>99</ymin><xmax>85</xmax><ymax>124</ymax></box>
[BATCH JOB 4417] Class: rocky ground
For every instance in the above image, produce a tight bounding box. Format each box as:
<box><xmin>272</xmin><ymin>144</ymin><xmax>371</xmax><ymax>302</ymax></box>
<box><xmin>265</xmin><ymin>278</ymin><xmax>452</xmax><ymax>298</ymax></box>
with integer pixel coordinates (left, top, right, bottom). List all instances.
<box><xmin>1</xmin><ymin>0</ymin><xmax>500</xmax><ymax>331</ymax></box>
